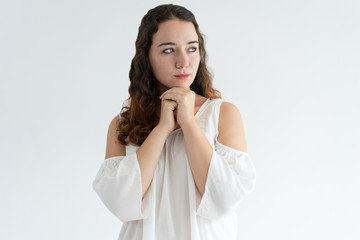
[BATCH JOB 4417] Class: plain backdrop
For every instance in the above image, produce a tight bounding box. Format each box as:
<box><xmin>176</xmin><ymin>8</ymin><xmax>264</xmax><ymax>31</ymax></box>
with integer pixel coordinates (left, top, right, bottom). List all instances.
<box><xmin>1</xmin><ymin>0</ymin><xmax>359</xmax><ymax>239</ymax></box>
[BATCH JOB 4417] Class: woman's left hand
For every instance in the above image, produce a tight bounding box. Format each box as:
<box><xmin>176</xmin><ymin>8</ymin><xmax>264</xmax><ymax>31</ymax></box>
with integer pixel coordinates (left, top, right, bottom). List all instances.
<box><xmin>160</xmin><ymin>88</ymin><xmax>196</xmax><ymax>128</ymax></box>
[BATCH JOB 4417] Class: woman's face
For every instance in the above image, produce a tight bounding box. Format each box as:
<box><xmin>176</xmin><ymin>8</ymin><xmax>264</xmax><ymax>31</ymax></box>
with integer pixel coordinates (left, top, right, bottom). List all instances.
<box><xmin>149</xmin><ymin>19</ymin><xmax>200</xmax><ymax>94</ymax></box>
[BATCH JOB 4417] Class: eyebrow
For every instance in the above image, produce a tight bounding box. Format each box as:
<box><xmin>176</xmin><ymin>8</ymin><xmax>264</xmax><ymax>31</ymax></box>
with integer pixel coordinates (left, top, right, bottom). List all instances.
<box><xmin>157</xmin><ymin>41</ymin><xmax>199</xmax><ymax>47</ymax></box>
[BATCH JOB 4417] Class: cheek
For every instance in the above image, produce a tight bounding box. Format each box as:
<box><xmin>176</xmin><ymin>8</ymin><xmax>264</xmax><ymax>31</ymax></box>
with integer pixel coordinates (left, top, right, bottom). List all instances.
<box><xmin>192</xmin><ymin>55</ymin><xmax>200</xmax><ymax>68</ymax></box>
<box><xmin>156</xmin><ymin>58</ymin><xmax>172</xmax><ymax>71</ymax></box>
<box><xmin>151</xmin><ymin>58</ymin><xmax>172</xmax><ymax>78</ymax></box>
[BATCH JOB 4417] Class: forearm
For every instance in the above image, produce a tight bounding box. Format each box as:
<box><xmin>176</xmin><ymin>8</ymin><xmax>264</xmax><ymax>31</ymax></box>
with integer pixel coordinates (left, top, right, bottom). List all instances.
<box><xmin>137</xmin><ymin>126</ymin><xmax>169</xmax><ymax>197</ymax></box>
<box><xmin>181</xmin><ymin>120</ymin><xmax>213</xmax><ymax>196</ymax></box>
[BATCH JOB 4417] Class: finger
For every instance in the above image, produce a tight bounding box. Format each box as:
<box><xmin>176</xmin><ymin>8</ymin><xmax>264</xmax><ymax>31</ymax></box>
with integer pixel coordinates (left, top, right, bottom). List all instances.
<box><xmin>160</xmin><ymin>91</ymin><xmax>186</xmax><ymax>103</ymax></box>
<box><xmin>161</xmin><ymin>93</ymin><xmax>181</xmax><ymax>102</ymax></box>
<box><xmin>162</xmin><ymin>99</ymin><xmax>178</xmax><ymax>110</ymax></box>
<box><xmin>160</xmin><ymin>87</ymin><xmax>186</xmax><ymax>99</ymax></box>
<box><xmin>162</xmin><ymin>98</ymin><xmax>177</xmax><ymax>105</ymax></box>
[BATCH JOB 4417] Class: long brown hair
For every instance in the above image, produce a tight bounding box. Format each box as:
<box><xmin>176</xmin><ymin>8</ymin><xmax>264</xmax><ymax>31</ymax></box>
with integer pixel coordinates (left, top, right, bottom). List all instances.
<box><xmin>117</xmin><ymin>4</ymin><xmax>221</xmax><ymax>146</ymax></box>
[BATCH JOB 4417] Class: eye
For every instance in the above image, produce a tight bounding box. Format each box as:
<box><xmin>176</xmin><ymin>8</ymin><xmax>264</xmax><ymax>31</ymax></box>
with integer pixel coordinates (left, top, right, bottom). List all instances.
<box><xmin>163</xmin><ymin>48</ymin><xmax>174</xmax><ymax>54</ymax></box>
<box><xmin>189</xmin><ymin>47</ymin><xmax>197</xmax><ymax>53</ymax></box>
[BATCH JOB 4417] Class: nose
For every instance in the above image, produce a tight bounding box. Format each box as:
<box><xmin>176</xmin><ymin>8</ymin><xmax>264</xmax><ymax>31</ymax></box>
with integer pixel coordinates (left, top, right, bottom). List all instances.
<box><xmin>175</xmin><ymin>51</ymin><xmax>189</xmax><ymax>69</ymax></box>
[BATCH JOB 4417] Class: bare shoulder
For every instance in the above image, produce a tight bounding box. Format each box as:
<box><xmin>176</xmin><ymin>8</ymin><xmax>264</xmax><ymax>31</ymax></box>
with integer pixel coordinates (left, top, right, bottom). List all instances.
<box><xmin>219</xmin><ymin>101</ymin><xmax>241</xmax><ymax>118</ymax></box>
<box><xmin>105</xmin><ymin>114</ymin><xmax>126</xmax><ymax>159</ymax></box>
<box><xmin>217</xmin><ymin>101</ymin><xmax>248</xmax><ymax>152</ymax></box>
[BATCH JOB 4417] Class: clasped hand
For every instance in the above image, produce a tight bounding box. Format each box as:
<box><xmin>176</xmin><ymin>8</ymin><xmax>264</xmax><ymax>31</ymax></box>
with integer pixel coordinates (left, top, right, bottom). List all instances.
<box><xmin>158</xmin><ymin>88</ymin><xmax>196</xmax><ymax>134</ymax></box>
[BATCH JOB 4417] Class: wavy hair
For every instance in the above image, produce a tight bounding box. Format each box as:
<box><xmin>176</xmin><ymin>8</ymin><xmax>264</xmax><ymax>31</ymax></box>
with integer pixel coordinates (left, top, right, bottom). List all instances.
<box><xmin>117</xmin><ymin>4</ymin><xmax>221</xmax><ymax>146</ymax></box>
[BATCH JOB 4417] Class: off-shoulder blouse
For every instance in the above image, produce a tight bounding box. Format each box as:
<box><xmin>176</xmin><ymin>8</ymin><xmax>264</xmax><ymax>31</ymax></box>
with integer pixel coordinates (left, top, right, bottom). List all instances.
<box><xmin>93</xmin><ymin>98</ymin><xmax>256</xmax><ymax>240</ymax></box>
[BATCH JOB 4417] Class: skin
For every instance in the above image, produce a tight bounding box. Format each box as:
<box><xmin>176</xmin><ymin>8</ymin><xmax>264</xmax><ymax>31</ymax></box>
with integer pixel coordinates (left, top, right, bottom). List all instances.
<box><xmin>105</xmin><ymin>19</ymin><xmax>248</xmax><ymax>197</ymax></box>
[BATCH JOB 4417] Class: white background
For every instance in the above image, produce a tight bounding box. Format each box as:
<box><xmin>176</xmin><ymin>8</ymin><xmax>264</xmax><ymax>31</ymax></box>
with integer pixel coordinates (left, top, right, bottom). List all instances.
<box><xmin>1</xmin><ymin>0</ymin><xmax>359</xmax><ymax>239</ymax></box>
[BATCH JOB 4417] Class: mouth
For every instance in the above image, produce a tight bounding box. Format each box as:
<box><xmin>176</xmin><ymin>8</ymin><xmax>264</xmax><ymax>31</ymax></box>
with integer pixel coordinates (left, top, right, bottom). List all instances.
<box><xmin>174</xmin><ymin>74</ymin><xmax>190</xmax><ymax>79</ymax></box>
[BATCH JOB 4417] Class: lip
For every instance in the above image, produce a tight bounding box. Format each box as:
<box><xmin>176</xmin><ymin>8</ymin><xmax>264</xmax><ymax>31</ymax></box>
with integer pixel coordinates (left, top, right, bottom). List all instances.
<box><xmin>174</xmin><ymin>74</ymin><xmax>190</xmax><ymax>79</ymax></box>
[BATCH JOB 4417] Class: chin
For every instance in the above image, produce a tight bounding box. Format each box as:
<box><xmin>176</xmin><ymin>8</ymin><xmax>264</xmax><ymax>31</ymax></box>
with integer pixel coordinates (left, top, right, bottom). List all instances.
<box><xmin>175</xmin><ymin>81</ymin><xmax>193</xmax><ymax>89</ymax></box>
<box><xmin>175</xmin><ymin>84</ymin><xmax>191</xmax><ymax>89</ymax></box>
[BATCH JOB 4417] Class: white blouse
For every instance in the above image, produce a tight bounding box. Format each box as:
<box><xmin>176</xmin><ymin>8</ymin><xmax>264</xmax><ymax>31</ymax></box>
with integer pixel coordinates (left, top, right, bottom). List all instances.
<box><xmin>93</xmin><ymin>98</ymin><xmax>256</xmax><ymax>240</ymax></box>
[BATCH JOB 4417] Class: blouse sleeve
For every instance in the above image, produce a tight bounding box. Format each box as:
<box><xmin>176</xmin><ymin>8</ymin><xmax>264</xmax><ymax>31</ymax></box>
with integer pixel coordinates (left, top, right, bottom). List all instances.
<box><xmin>92</xmin><ymin>152</ymin><xmax>153</xmax><ymax>222</ymax></box>
<box><xmin>196</xmin><ymin>139</ymin><xmax>256</xmax><ymax>221</ymax></box>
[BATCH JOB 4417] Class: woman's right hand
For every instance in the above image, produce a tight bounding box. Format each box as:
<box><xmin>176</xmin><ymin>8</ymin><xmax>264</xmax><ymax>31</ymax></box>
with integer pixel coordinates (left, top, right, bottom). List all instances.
<box><xmin>157</xmin><ymin>99</ymin><xmax>178</xmax><ymax>135</ymax></box>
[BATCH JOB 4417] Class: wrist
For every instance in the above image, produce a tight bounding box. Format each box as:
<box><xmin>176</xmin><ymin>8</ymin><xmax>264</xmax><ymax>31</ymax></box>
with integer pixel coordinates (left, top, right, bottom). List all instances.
<box><xmin>179</xmin><ymin>118</ymin><xmax>197</xmax><ymax>132</ymax></box>
<box><xmin>154</xmin><ymin>124</ymin><xmax>173</xmax><ymax>137</ymax></box>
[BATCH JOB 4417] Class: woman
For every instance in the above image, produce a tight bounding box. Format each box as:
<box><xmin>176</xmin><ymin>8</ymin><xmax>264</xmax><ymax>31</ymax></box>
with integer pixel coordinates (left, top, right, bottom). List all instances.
<box><xmin>93</xmin><ymin>4</ymin><xmax>256</xmax><ymax>240</ymax></box>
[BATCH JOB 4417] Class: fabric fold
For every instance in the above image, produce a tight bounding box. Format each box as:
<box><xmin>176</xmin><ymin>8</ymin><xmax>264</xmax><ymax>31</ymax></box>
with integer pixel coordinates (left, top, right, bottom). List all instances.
<box><xmin>196</xmin><ymin>140</ymin><xmax>256</xmax><ymax>221</ymax></box>
<box><xmin>93</xmin><ymin>152</ymin><xmax>152</xmax><ymax>222</ymax></box>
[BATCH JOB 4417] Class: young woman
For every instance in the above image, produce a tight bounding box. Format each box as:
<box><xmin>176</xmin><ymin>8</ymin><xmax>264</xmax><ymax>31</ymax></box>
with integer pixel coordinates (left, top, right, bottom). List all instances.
<box><xmin>93</xmin><ymin>4</ymin><xmax>256</xmax><ymax>240</ymax></box>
